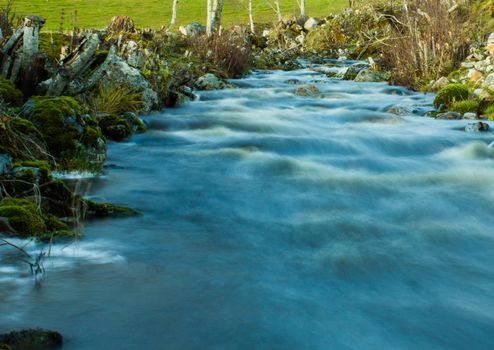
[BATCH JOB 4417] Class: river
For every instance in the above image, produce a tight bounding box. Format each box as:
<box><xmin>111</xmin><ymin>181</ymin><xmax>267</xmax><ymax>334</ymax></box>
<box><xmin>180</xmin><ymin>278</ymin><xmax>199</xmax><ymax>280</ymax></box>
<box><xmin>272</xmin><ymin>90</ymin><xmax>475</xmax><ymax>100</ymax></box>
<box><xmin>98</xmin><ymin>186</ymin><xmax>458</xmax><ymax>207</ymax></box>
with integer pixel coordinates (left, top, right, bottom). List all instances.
<box><xmin>1</xmin><ymin>61</ymin><xmax>494</xmax><ymax>349</ymax></box>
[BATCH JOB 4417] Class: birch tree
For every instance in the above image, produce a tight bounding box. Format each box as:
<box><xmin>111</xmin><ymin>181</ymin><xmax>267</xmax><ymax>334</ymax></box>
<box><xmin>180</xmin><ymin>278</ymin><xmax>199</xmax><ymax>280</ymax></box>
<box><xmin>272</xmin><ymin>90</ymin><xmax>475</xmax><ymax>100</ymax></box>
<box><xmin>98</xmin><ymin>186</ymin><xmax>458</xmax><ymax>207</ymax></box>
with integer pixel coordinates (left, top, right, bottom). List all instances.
<box><xmin>300</xmin><ymin>0</ymin><xmax>306</xmax><ymax>17</ymax></box>
<box><xmin>275</xmin><ymin>0</ymin><xmax>282</xmax><ymax>22</ymax></box>
<box><xmin>167</xmin><ymin>0</ymin><xmax>179</xmax><ymax>32</ymax></box>
<box><xmin>207</xmin><ymin>0</ymin><xmax>224</xmax><ymax>36</ymax></box>
<box><xmin>249</xmin><ymin>0</ymin><xmax>255</xmax><ymax>32</ymax></box>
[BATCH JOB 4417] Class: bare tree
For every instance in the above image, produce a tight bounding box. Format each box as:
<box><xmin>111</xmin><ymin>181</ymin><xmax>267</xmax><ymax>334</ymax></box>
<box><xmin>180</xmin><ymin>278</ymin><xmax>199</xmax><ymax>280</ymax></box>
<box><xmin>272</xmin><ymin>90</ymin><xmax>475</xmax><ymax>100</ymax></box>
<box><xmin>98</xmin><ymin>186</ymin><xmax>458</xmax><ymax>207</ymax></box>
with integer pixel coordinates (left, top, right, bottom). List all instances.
<box><xmin>167</xmin><ymin>0</ymin><xmax>179</xmax><ymax>32</ymax></box>
<box><xmin>300</xmin><ymin>0</ymin><xmax>306</xmax><ymax>17</ymax></box>
<box><xmin>249</xmin><ymin>0</ymin><xmax>255</xmax><ymax>32</ymax></box>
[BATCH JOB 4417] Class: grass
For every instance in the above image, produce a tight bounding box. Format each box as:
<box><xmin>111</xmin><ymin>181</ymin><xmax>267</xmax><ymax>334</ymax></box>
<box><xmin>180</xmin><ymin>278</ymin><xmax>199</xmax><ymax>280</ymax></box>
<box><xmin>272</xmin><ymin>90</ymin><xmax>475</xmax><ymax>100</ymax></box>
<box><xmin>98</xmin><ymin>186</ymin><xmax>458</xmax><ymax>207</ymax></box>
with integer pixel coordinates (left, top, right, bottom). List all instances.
<box><xmin>8</xmin><ymin>0</ymin><xmax>349</xmax><ymax>30</ymax></box>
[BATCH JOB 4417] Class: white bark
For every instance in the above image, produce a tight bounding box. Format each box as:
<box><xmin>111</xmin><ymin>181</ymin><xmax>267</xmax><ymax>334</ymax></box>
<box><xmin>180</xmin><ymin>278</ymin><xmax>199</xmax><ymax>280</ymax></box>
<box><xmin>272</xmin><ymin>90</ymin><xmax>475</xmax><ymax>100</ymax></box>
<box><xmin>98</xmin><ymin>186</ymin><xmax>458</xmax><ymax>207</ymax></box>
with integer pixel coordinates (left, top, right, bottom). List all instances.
<box><xmin>167</xmin><ymin>0</ymin><xmax>179</xmax><ymax>32</ymax></box>
<box><xmin>207</xmin><ymin>0</ymin><xmax>224</xmax><ymax>36</ymax></box>
<box><xmin>300</xmin><ymin>0</ymin><xmax>306</xmax><ymax>17</ymax></box>
<box><xmin>275</xmin><ymin>0</ymin><xmax>282</xmax><ymax>22</ymax></box>
<box><xmin>207</xmin><ymin>0</ymin><xmax>214</xmax><ymax>36</ymax></box>
<box><xmin>249</xmin><ymin>0</ymin><xmax>255</xmax><ymax>32</ymax></box>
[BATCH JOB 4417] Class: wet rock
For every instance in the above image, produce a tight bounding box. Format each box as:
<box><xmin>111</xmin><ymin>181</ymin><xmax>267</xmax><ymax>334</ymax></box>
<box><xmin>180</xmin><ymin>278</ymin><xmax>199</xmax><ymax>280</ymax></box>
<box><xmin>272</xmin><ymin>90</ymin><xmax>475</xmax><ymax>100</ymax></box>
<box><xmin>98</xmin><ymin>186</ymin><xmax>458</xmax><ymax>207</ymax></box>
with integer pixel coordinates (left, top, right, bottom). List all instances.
<box><xmin>465</xmin><ymin>122</ymin><xmax>490</xmax><ymax>132</ymax></box>
<box><xmin>354</xmin><ymin>69</ymin><xmax>388</xmax><ymax>82</ymax></box>
<box><xmin>194</xmin><ymin>73</ymin><xmax>232</xmax><ymax>90</ymax></box>
<box><xmin>178</xmin><ymin>23</ymin><xmax>206</xmax><ymax>37</ymax></box>
<box><xmin>296</xmin><ymin>84</ymin><xmax>320</xmax><ymax>96</ymax></box>
<box><xmin>385</xmin><ymin>106</ymin><xmax>412</xmax><ymax>116</ymax></box>
<box><xmin>463</xmin><ymin>112</ymin><xmax>478</xmax><ymax>120</ymax></box>
<box><xmin>0</xmin><ymin>329</ymin><xmax>63</xmax><ymax>349</ymax></box>
<box><xmin>286</xmin><ymin>79</ymin><xmax>301</xmax><ymax>85</ymax></box>
<box><xmin>436</xmin><ymin>112</ymin><xmax>462</xmax><ymax>120</ymax></box>
<box><xmin>105</xmin><ymin>59</ymin><xmax>159</xmax><ymax>113</ymax></box>
<box><xmin>0</xmin><ymin>153</ymin><xmax>11</xmax><ymax>175</ymax></box>
<box><xmin>343</xmin><ymin>63</ymin><xmax>368</xmax><ymax>80</ymax></box>
<box><xmin>304</xmin><ymin>17</ymin><xmax>319</xmax><ymax>31</ymax></box>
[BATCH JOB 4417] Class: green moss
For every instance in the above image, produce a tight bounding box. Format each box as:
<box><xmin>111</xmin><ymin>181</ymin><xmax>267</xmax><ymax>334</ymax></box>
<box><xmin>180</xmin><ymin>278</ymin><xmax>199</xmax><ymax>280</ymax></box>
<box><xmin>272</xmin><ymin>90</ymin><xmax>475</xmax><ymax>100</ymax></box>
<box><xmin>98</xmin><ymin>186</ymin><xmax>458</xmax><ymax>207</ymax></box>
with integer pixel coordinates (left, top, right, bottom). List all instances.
<box><xmin>434</xmin><ymin>84</ymin><xmax>470</xmax><ymax>108</ymax></box>
<box><xmin>0</xmin><ymin>198</ymin><xmax>46</xmax><ymax>237</ymax></box>
<box><xmin>449</xmin><ymin>99</ymin><xmax>480</xmax><ymax>114</ymax></box>
<box><xmin>84</xmin><ymin>200</ymin><xmax>140</xmax><ymax>218</ymax></box>
<box><xmin>0</xmin><ymin>76</ymin><xmax>23</xmax><ymax>107</ymax></box>
<box><xmin>82</xmin><ymin>126</ymin><xmax>104</xmax><ymax>145</ymax></box>
<box><xmin>485</xmin><ymin>104</ymin><xmax>494</xmax><ymax>120</ymax></box>
<box><xmin>12</xmin><ymin>160</ymin><xmax>52</xmax><ymax>183</ymax></box>
<box><xmin>98</xmin><ymin>115</ymin><xmax>133</xmax><ymax>141</ymax></box>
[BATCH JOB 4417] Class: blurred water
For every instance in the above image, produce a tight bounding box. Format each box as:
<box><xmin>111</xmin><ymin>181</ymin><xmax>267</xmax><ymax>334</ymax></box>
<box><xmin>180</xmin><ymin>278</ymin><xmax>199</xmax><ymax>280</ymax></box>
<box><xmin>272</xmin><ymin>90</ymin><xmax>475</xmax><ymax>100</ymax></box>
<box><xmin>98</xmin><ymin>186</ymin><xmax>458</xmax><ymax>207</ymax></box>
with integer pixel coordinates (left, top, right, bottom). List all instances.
<box><xmin>1</xmin><ymin>61</ymin><xmax>494</xmax><ymax>349</ymax></box>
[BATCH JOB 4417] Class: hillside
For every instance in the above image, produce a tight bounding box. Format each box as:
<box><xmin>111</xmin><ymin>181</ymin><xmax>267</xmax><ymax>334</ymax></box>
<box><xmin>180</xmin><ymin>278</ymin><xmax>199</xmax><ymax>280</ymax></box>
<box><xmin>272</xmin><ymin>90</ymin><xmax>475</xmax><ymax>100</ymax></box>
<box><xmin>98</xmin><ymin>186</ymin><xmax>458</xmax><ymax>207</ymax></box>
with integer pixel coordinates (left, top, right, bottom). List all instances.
<box><xmin>9</xmin><ymin>0</ymin><xmax>349</xmax><ymax>30</ymax></box>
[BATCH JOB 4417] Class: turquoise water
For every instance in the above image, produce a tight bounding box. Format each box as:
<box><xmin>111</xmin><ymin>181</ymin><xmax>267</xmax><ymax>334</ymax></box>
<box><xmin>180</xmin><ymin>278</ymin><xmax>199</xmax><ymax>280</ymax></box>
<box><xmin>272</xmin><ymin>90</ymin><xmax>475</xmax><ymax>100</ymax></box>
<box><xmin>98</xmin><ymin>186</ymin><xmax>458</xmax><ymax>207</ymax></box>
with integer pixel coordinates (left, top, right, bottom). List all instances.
<box><xmin>1</xmin><ymin>63</ymin><xmax>494</xmax><ymax>349</ymax></box>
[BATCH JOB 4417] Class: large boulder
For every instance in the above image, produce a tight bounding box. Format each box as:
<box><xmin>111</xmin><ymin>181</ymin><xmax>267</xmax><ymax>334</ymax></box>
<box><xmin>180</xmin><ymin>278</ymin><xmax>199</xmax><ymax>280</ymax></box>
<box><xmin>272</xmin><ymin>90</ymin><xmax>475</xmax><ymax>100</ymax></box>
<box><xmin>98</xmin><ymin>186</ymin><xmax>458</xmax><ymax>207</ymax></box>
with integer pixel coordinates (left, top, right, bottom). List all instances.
<box><xmin>465</xmin><ymin>122</ymin><xmax>490</xmax><ymax>133</ymax></box>
<box><xmin>194</xmin><ymin>73</ymin><xmax>232</xmax><ymax>91</ymax></box>
<box><xmin>179</xmin><ymin>23</ymin><xmax>206</xmax><ymax>37</ymax></box>
<box><xmin>105</xmin><ymin>59</ymin><xmax>159</xmax><ymax>112</ymax></box>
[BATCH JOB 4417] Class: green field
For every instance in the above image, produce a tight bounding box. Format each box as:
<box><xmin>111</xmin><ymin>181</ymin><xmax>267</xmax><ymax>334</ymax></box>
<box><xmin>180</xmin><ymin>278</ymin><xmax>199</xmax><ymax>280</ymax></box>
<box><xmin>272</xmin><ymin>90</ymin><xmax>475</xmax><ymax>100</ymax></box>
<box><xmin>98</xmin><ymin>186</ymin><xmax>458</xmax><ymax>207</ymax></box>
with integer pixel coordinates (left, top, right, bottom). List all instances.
<box><xmin>8</xmin><ymin>0</ymin><xmax>349</xmax><ymax>30</ymax></box>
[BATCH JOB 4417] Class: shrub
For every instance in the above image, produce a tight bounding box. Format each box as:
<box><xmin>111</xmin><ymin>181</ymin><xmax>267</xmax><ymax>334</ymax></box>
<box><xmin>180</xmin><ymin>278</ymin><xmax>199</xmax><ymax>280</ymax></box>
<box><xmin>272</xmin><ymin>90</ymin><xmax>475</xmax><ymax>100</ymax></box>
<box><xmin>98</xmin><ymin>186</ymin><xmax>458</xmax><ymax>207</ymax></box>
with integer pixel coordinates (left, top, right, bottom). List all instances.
<box><xmin>434</xmin><ymin>84</ymin><xmax>469</xmax><ymax>108</ymax></box>
<box><xmin>0</xmin><ymin>76</ymin><xmax>23</xmax><ymax>107</ymax></box>
<box><xmin>187</xmin><ymin>31</ymin><xmax>252</xmax><ymax>78</ymax></box>
<box><xmin>381</xmin><ymin>0</ymin><xmax>469</xmax><ymax>89</ymax></box>
<box><xmin>484</xmin><ymin>104</ymin><xmax>494</xmax><ymax>120</ymax></box>
<box><xmin>87</xmin><ymin>83</ymin><xmax>145</xmax><ymax>116</ymax></box>
<box><xmin>449</xmin><ymin>99</ymin><xmax>479</xmax><ymax>114</ymax></box>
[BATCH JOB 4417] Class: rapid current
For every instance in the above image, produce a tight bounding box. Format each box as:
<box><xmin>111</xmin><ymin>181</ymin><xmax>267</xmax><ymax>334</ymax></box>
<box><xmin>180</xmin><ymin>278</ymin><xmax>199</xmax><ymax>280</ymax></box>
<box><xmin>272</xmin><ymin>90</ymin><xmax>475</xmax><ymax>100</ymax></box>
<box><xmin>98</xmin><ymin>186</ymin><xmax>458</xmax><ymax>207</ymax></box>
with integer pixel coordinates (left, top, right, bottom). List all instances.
<box><xmin>1</xmin><ymin>61</ymin><xmax>494</xmax><ymax>349</ymax></box>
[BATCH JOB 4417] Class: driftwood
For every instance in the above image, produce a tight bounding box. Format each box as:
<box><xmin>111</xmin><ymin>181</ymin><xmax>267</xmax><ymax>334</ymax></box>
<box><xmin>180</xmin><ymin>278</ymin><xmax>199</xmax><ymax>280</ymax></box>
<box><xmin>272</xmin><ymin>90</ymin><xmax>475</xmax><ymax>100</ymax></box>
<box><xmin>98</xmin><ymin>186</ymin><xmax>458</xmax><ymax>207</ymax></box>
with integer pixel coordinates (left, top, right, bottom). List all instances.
<box><xmin>0</xmin><ymin>16</ymin><xmax>118</xmax><ymax>99</ymax></box>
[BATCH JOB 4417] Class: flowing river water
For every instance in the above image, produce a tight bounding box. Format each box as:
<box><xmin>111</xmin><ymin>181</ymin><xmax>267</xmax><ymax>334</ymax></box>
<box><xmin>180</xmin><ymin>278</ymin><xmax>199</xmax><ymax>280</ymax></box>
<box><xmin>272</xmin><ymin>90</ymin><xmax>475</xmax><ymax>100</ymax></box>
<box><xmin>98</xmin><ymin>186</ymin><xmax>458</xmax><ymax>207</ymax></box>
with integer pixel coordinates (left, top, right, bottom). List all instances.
<box><xmin>1</xmin><ymin>61</ymin><xmax>494</xmax><ymax>349</ymax></box>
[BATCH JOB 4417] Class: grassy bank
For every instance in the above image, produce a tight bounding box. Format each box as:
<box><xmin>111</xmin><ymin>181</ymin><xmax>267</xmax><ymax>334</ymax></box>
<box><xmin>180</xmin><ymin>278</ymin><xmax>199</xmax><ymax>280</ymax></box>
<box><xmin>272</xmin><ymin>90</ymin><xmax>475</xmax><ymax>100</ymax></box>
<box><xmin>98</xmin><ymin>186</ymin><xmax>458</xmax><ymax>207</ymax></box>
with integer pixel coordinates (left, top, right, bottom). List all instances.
<box><xmin>10</xmin><ymin>0</ymin><xmax>349</xmax><ymax>30</ymax></box>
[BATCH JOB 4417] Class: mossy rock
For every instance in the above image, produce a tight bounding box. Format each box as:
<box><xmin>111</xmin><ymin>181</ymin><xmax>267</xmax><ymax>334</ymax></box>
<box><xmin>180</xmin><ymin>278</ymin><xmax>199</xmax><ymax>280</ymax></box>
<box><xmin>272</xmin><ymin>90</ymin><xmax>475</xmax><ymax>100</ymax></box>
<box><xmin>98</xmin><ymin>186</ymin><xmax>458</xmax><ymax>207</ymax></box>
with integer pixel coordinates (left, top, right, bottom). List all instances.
<box><xmin>0</xmin><ymin>329</ymin><xmax>63</xmax><ymax>349</ymax></box>
<box><xmin>433</xmin><ymin>84</ymin><xmax>469</xmax><ymax>108</ymax></box>
<box><xmin>0</xmin><ymin>76</ymin><xmax>23</xmax><ymax>107</ymax></box>
<box><xmin>0</xmin><ymin>198</ymin><xmax>46</xmax><ymax>237</ymax></box>
<box><xmin>84</xmin><ymin>200</ymin><xmax>140</xmax><ymax>218</ymax></box>
<box><xmin>21</xmin><ymin>96</ymin><xmax>106</xmax><ymax>170</ymax></box>
<box><xmin>98</xmin><ymin>114</ymin><xmax>133</xmax><ymax>141</ymax></box>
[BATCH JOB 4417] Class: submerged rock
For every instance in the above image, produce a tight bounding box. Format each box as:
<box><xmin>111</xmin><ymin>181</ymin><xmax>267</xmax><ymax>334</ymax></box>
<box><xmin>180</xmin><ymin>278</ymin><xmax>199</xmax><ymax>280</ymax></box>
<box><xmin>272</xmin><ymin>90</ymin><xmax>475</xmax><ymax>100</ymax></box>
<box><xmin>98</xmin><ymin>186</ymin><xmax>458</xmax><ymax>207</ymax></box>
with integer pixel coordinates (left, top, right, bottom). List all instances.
<box><xmin>343</xmin><ymin>63</ymin><xmax>368</xmax><ymax>80</ymax></box>
<box><xmin>436</xmin><ymin>112</ymin><xmax>463</xmax><ymax>120</ymax></box>
<box><xmin>354</xmin><ymin>69</ymin><xmax>389</xmax><ymax>82</ymax></box>
<box><xmin>0</xmin><ymin>329</ymin><xmax>63</xmax><ymax>349</ymax></box>
<box><xmin>295</xmin><ymin>84</ymin><xmax>320</xmax><ymax>96</ymax></box>
<box><xmin>465</xmin><ymin>122</ymin><xmax>490</xmax><ymax>133</ymax></box>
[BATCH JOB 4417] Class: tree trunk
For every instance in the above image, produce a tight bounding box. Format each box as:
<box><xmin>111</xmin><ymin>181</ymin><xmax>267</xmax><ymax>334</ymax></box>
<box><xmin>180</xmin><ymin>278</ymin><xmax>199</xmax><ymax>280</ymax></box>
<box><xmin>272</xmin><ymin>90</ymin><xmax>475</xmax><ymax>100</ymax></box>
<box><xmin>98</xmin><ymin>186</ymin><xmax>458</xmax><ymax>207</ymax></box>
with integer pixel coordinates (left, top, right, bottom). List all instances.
<box><xmin>275</xmin><ymin>0</ymin><xmax>282</xmax><ymax>22</ymax></box>
<box><xmin>249</xmin><ymin>0</ymin><xmax>255</xmax><ymax>32</ymax></box>
<box><xmin>207</xmin><ymin>0</ymin><xmax>224</xmax><ymax>36</ymax></box>
<box><xmin>300</xmin><ymin>0</ymin><xmax>306</xmax><ymax>17</ymax></box>
<box><xmin>206</xmin><ymin>0</ymin><xmax>214</xmax><ymax>36</ymax></box>
<box><xmin>167</xmin><ymin>0</ymin><xmax>179</xmax><ymax>32</ymax></box>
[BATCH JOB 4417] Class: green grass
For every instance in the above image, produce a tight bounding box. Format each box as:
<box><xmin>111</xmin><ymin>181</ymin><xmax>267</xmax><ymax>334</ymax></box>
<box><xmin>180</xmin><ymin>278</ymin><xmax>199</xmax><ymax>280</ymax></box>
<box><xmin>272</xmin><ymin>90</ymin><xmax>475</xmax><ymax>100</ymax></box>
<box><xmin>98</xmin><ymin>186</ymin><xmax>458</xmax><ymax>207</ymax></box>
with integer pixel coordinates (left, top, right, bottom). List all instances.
<box><xmin>8</xmin><ymin>0</ymin><xmax>349</xmax><ymax>30</ymax></box>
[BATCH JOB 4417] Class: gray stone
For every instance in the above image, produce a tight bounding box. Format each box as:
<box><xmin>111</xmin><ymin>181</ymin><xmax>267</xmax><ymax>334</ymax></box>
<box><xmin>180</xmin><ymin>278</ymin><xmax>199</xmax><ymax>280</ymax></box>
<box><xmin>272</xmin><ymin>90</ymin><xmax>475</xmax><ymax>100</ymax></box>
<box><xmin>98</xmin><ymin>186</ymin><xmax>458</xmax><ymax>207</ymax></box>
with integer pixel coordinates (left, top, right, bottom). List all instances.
<box><xmin>179</xmin><ymin>23</ymin><xmax>206</xmax><ymax>37</ymax></box>
<box><xmin>106</xmin><ymin>58</ymin><xmax>159</xmax><ymax>112</ymax></box>
<box><xmin>194</xmin><ymin>73</ymin><xmax>232</xmax><ymax>90</ymax></box>
<box><xmin>354</xmin><ymin>69</ymin><xmax>388</xmax><ymax>82</ymax></box>
<box><xmin>295</xmin><ymin>84</ymin><xmax>320</xmax><ymax>96</ymax></box>
<box><xmin>463</xmin><ymin>112</ymin><xmax>478</xmax><ymax>120</ymax></box>
<box><xmin>465</xmin><ymin>122</ymin><xmax>490</xmax><ymax>132</ymax></box>
<box><xmin>343</xmin><ymin>63</ymin><xmax>368</xmax><ymax>80</ymax></box>
<box><xmin>431</xmin><ymin>76</ymin><xmax>449</xmax><ymax>91</ymax></box>
<box><xmin>436</xmin><ymin>112</ymin><xmax>462</xmax><ymax>120</ymax></box>
<box><xmin>304</xmin><ymin>17</ymin><xmax>319</xmax><ymax>31</ymax></box>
